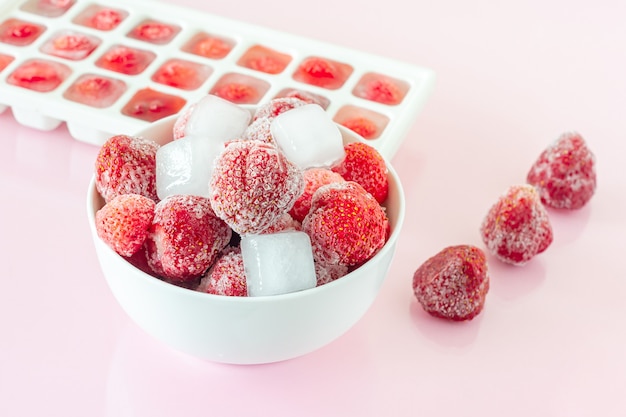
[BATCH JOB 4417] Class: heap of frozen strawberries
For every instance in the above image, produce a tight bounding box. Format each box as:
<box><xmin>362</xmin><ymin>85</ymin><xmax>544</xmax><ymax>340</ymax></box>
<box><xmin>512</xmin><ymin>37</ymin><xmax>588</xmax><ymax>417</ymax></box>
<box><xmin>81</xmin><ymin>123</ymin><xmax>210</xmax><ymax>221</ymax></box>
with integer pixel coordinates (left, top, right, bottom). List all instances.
<box><xmin>94</xmin><ymin>92</ymin><xmax>391</xmax><ymax>296</ymax></box>
<box><xmin>412</xmin><ymin>131</ymin><xmax>597</xmax><ymax>321</ymax></box>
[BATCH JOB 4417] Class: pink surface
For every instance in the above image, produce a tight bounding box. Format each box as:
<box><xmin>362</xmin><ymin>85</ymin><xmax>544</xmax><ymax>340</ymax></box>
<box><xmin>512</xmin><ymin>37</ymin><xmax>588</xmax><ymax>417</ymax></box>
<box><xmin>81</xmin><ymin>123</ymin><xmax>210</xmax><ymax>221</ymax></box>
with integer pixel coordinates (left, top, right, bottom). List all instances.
<box><xmin>1</xmin><ymin>0</ymin><xmax>625</xmax><ymax>415</ymax></box>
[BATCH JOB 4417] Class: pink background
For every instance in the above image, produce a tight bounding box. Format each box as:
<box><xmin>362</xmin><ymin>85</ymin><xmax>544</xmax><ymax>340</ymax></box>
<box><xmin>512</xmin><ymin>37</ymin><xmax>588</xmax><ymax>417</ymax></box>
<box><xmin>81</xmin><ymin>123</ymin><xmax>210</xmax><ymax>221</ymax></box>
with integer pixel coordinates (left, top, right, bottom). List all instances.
<box><xmin>1</xmin><ymin>0</ymin><xmax>625</xmax><ymax>415</ymax></box>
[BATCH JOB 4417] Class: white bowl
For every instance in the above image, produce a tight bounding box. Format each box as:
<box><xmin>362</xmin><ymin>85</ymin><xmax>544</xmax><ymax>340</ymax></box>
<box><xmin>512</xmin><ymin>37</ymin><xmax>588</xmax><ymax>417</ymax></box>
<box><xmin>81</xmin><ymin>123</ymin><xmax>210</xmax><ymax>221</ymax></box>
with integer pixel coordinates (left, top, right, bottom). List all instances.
<box><xmin>87</xmin><ymin>115</ymin><xmax>406</xmax><ymax>364</ymax></box>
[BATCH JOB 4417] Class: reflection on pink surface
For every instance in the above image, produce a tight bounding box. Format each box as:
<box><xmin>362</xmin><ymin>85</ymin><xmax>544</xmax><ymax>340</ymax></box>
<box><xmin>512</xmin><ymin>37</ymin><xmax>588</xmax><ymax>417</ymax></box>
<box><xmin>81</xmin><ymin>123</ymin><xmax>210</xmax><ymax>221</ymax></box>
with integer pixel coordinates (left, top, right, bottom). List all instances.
<box><xmin>105</xmin><ymin>321</ymin><xmax>381</xmax><ymax>417</ymax></box>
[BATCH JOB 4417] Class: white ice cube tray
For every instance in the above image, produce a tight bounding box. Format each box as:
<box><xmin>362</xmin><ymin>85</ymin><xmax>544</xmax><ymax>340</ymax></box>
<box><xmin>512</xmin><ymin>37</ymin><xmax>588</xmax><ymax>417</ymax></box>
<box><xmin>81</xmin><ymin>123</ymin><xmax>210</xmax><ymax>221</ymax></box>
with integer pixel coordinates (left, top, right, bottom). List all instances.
<box><xmin>0</xmin><ymin>0</ymin><xmax>435</xmax><ymax>158</ymax></box>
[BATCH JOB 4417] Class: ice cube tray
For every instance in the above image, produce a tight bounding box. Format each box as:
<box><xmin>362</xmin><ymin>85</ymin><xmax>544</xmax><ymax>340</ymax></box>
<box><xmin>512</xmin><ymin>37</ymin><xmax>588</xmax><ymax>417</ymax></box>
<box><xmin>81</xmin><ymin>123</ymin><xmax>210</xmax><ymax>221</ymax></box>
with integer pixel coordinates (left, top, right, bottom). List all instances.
<box><xmin>0</xmin><ymin>0</ymin><xmax>435</xmax><ymax>158</ymax></box>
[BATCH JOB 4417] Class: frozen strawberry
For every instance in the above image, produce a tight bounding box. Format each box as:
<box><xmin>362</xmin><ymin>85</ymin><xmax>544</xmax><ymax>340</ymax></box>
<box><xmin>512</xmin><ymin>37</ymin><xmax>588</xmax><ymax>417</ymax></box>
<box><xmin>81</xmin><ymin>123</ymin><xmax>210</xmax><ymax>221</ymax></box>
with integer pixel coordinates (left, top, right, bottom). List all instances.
<box><xmin>253</xmin><ymin>97</ymin><xmax>307</xmax><ymax>121</ymax></box>
<box><xmin>289</xmin><ymin>168</ymin><xmax>345</xmax><ymax>222</ymax></box>
<box><xmin>480</xmin><ymin>184</ymin><xmax>553</xmax><ymax>265</ymax></box>
<box><xmin>331</xmin><ymin>142</ymin><xmax>389</xmax><ymax>203</ymax></box>
<box><xmin>315</xmin><ymin>262</ymin><xmax>348</xmax><ymax>286</ymax></box>
<box><xmin>303</xmin><ymin>181</ymin><xmax>388</xmax><ymax>267</ymax></box>
<box><xmin>242</xmin><ymin>117</ymin><xmax>274</xmax><ymax>144</ymax></box>
<box><xmin>95</xmin><ymin>194</ymin><xmax>155</xmax><ymax>257</ymax></box>
<box><xmin>145</xmin><ymin>195</ymin><xmax>232</xmax><ymax>284</ymax></box>
<box><xmin>197</xmin><ymin>247</ymin><xmax>247</xmax><ymax>296</ymax></box>
<box><xmin>527</xmin><ymin>131</ymin><xmax>597</xmax><ymax>209</ymax></box>
<box><xmin>413</xmin><ymin>245</ymin><xmax>489</xmax><ymax>321</ymax></box>
<box><xmin>210</xmin><ymin>139</ymin><xmax>304</xmax><ymax>235</ymax></box>
<box><xmin>281</xmin><ymin>89</ymin><xmax>327</xmax><ymax>107</ymax></box>
<box><xmin>95</xmin><ymin>134</ymin><xmax>159</xmax><ymax>203</ymax></box>
<box><xmin>262</xmin><ymin>213</ymin><xmax>301</xmax><ymax>234</ymax></box>
<box><xmin>172</xmin><ymin>104</ymin><xmax>194</xmax><ymax>140</ymax></box>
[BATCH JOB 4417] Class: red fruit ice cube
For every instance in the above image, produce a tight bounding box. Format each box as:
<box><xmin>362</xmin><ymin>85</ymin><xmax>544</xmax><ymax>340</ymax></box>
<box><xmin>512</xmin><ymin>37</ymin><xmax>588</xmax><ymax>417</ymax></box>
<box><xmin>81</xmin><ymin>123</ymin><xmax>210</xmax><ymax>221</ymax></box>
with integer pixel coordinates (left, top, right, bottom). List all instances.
<box><xmin>0</xmin><ymin>19</ymin><xmax>46</xmax><ymax>46</ymax></box>
<box><xmin>96</xmin><ymin>45</ymin><xmax>155</xmax><ymax>75</ymax></box>
<box><xmin>293</xmin><ymin>56</ymin><xmax>353</xmax><ymax>90</ymax></box>
<box><xmin>121</xmin><ymin>88</ymin><xmax>186</xmax><ymax>123</ymax></box>
<box><xmin>7</xmin><ymin>59</ymin><xmax>70</xmax><ymax>92</ymax></box>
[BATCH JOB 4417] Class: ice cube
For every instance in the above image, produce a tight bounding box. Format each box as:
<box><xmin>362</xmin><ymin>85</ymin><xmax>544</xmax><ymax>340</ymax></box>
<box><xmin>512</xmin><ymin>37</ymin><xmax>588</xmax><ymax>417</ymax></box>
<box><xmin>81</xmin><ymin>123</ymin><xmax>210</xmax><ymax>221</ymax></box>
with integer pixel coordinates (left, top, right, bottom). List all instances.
<box><xmin>185</xmin><ymin>94</ymin><xmax>252</xmax><ymax>141</ymax></box>
<box><xmin>156</xmin><ymin>136</ymin><xmax>222</xmax><ymax>199</ymax></box>
<box><xmin>270</xmin><ymin>104</ymin><xmax>345</xmax><ymax>169</ymax></box>
<box><xmin>241</xmin><ymin>231</ymin><xmax>317</xmax><ymax>297</ymax></box>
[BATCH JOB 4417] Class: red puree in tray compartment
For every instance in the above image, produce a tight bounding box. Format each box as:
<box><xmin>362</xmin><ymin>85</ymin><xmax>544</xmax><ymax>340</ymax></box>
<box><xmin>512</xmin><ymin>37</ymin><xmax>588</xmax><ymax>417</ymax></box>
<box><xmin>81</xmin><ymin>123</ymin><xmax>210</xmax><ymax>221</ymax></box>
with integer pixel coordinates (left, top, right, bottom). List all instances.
<box><xmin>64</xmin><ymin>74</ymin><xmax>126</xmax><ymax>108</ymax></box>
<box><xmin>237</xmin><ymin>45</ymin><xmax>291</xmax><ymax>75</ymax></box>
<box><xmin>0</xmin><ymin>18</ymin><xmax>46</xmax><ymax>46</ymax></box>
<box><xmin>209</xmin><ymin>73</ymin><xmax>270</xmax><ymax>104</ymax></box>
<box><xmin>95</xmin><ymin>45</ymin><xmax>156</xmax><ymax>75</ymax></box>
<box><xmin>292</xmin><ymin>56</ymin><xmax>353</xmax><ymax>90</ymax></box>
<box><xmin>182</xmin><ymin>32</ymin><xmax>234</xmax><ymax>59</ymax></box>
<box><xmin>40</xmin><ymin>30</ymin><xmax>101</xmax><ymax>60</ymax></box>
<box><xmin>72</xmin><ymin>4</ymin><xmax>127</xmax><ymax>31</ymax></box>
<box><xmin>127</xmin><ymin>19</ymin><xmax>181</xmax><ymax>45</ymax></box>
<box><xmin>151</xmin><ymin>59</ymin><xmax>212</xmax><ymax>91</ymax></box>
<box><xmin>333</xmin><ymin>105</ymin><xmax>390</xmax><ymax>140</ymax></box>
<box><xmin>7</xmin><ymin>58</ymin><xmax>71</xmax><ymax>92</ymax></box>
<box><xmin>121</xmin><ymin>88</ymin><xmax>186</xmax><ymax>122</ymax></box>
<box><xmin>0</xmin><ymin>54</ymin><xmax>14</xmax><ymax>72</ymax></box>
<box><xmin>352</xmin><ymin>72</ymin><xmax>409</xmax><ymax>105</ymax></box>
<box><xmin>20</xmin><ymin>0</ymin><xmax>75</xmax><ymax>18</ymax></box>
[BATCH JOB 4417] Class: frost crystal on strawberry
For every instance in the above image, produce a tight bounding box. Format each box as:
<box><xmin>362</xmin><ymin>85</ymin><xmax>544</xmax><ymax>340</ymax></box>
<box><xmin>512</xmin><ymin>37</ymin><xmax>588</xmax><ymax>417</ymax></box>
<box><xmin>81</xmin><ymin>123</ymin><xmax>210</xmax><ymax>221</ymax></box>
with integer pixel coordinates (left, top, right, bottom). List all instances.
<box><xmin>145</xmin><ymin>195</ymin><xmax>232</xmax><ymax>284</ymax></box>
<box><xmin>413</xmin><ymin>245</ymin><xmax>489</xmax><ymax>321</ymax></box>
<box><xmin>331</xmin><ymin>142</ymin><xmax>389</xmax><ymax>203</ymax></box>
<box><xmin>95</xmin><ymin>134</ymin><xmax>160</xmax><ymax>203</ymax></box>
<box><xmin>289</xmin><ymin>168</ymin><xmax>345</xmax><ymax>222</ymax></box>
<box><xmin>262</xmin><ymin>213</ymin><xmax>302</xmax><ymax>234</ymax></box>
<box><xmin>172</xmin><ymin>104</ymin><xmax>193</xmax><ymax>141</ymax></box>
<box><xmin>253</xmin><ymin>97</ymin><xmax>307</xmax><ymax>121</ymax></box>
<box><xmin>242</xmin><ymin>117</ymin><xmax>274</xmax><ymax>144</ymax></box>
<box><xmin>95</xmin><ymin>194</ymin><xmax>155</xmax><ymax>257</ymax></box>
<box><xmin>209</xmin><ymin>139</ymin><xmax>304</xmax><ymax>235</ymax></box>
<box><xmin>303</xmin><ymin>181</ymin><xmax>388</xmax><ymax>267</ymax></box>
<box><xmin>197</xmin><ymin>247</ymin><xmax>247</xmax><ymax>296</ymax></box>
<box><xmin>480</xmin><ymin>184</ymin><xmax>553</xmax><ymax>265</ymax></box>
<box><xmin>315</xmin><ymin>262</ymin><xmax>349</xmax><ymax>286</ymax></box>
<box><xmin>527</xmin><ymin>131</ymin><xmax>597</xmax><ymax>209</ymax></box>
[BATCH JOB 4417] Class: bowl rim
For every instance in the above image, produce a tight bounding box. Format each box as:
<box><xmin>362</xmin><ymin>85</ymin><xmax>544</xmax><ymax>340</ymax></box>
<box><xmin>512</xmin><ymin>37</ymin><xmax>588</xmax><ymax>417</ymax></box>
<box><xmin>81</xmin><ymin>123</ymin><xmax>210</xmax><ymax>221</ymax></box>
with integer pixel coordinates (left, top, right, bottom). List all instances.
<box><xmin>87</xmin><ymin>114</ymin><xmax>407</xmax><ymax>303</ymax></box>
